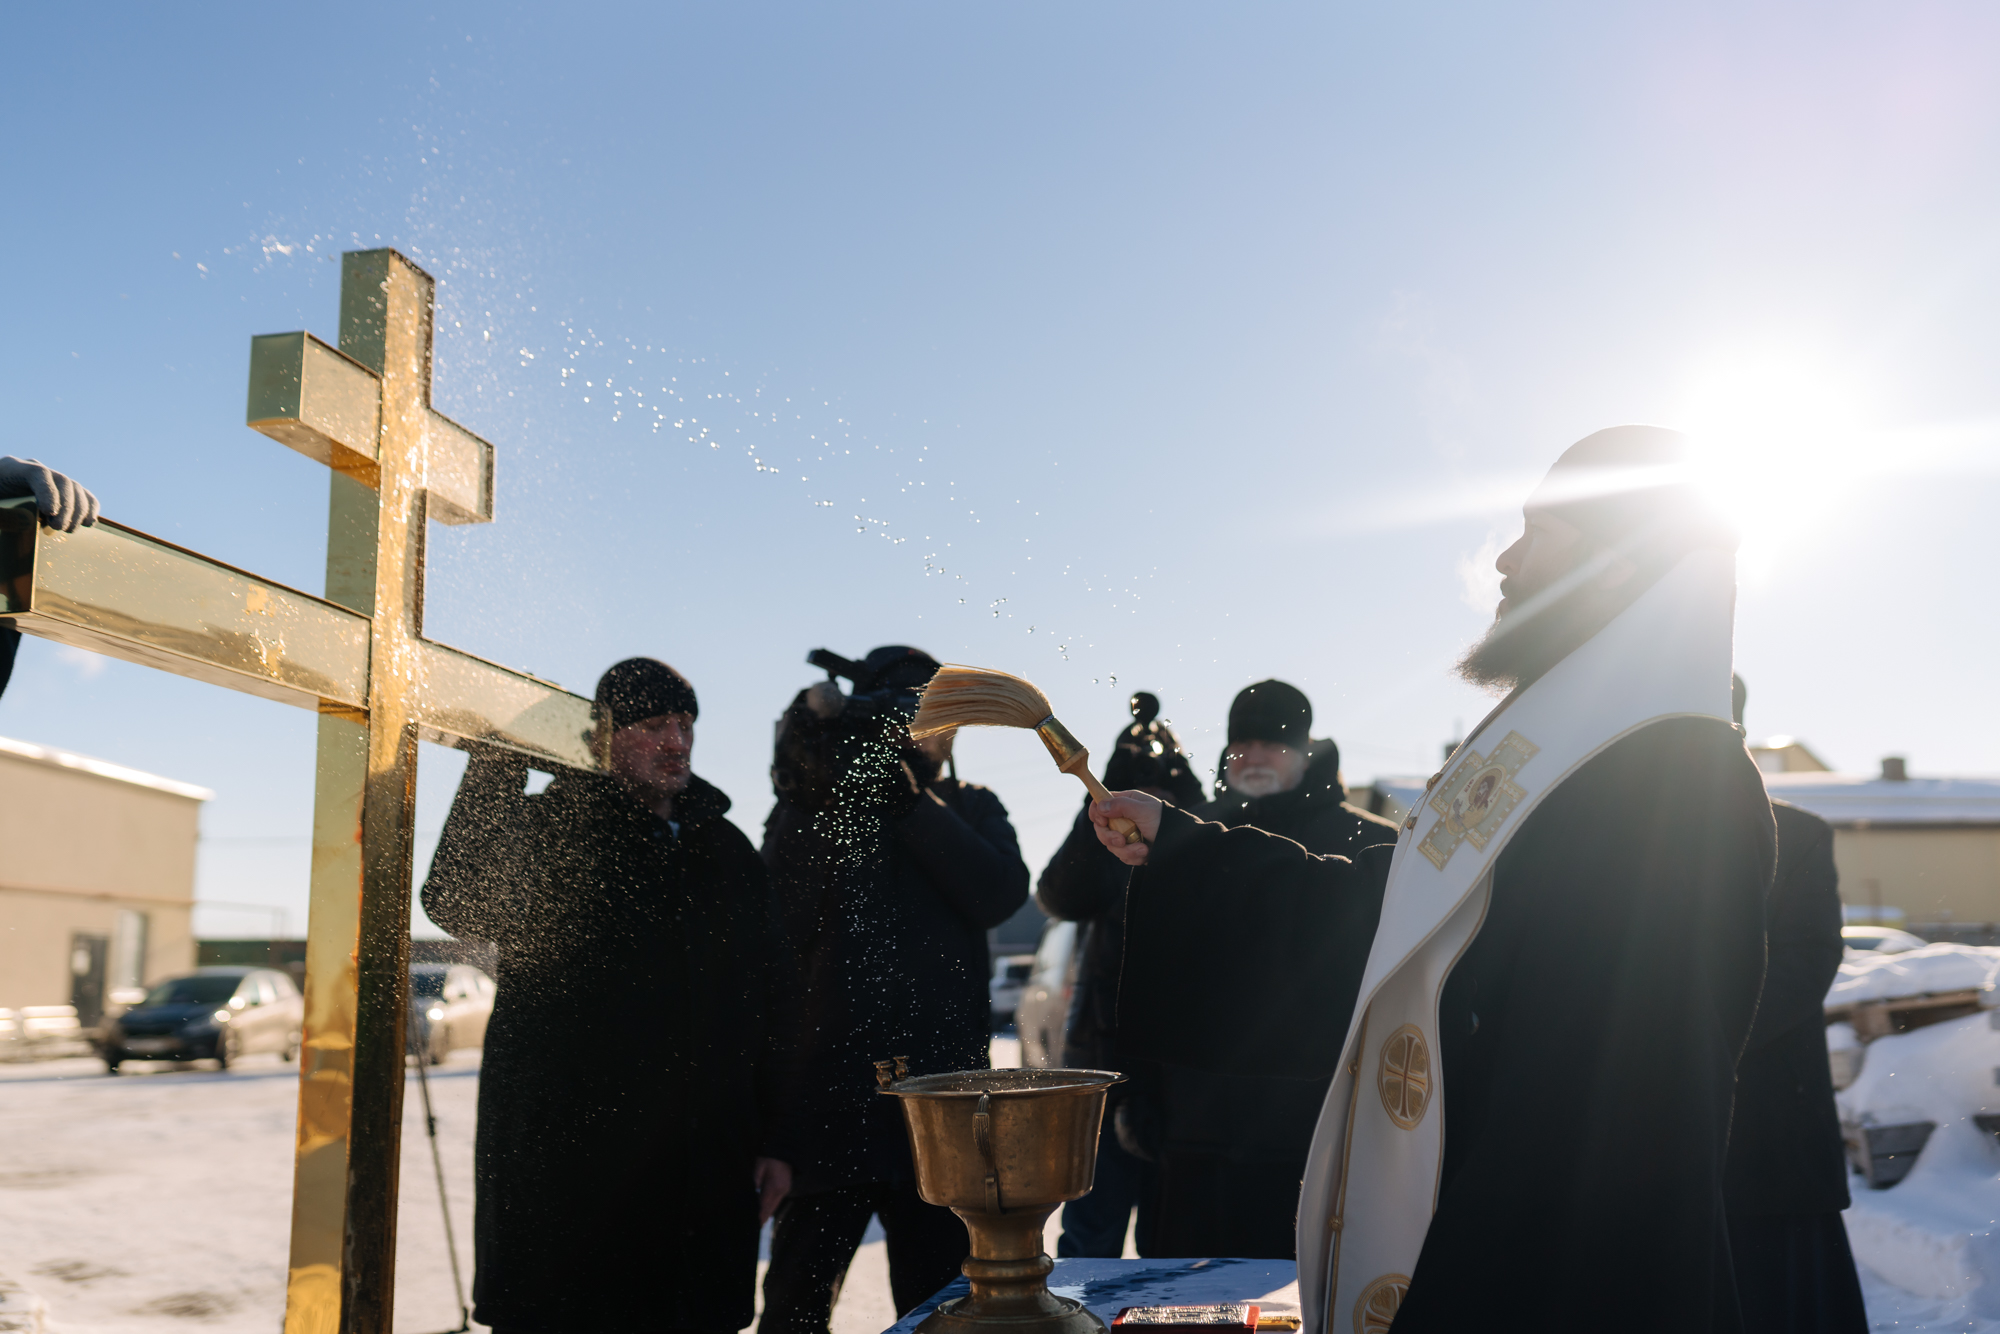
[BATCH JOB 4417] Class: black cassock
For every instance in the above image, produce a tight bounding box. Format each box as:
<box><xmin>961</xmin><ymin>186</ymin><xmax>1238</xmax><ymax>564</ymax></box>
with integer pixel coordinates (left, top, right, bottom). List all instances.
<box><xmin>1724</xmin><ymin>800</ymin><xmax>1868</xmax><ymax>1333</ymax></box>
<box><xmin>423</xmin><ymin>757</ymin><xmax>781</xmax><ymax>1333</ymax></box>
<box><xmin>1119</xmin><ymin>716</ymin><xmax>1774</xmax><ymax>1332</ymax></box>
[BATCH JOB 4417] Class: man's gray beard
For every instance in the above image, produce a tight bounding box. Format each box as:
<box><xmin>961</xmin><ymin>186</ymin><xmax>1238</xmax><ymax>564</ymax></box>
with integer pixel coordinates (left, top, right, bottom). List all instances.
<box><xmin>1455</xmin><ymin>582</ymin><xmax>1619</xmax><ymax>694</ymax></box>
<box><xmin>1228</xmin><ymin>766</ymin><xmax>1287</xmax><ymax>798</ymax></box>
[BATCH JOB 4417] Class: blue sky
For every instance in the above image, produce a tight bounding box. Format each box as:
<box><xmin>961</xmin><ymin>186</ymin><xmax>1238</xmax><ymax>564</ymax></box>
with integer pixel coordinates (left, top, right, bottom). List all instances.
<box><xmin>4</xmin><ymin>4</ymin><xmax>1997</xmax><ymax>937</ymax></box>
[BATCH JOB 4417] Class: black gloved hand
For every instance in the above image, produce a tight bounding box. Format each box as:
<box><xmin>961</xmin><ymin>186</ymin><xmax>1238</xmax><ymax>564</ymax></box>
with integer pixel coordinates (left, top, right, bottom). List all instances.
<box><xmin>0</xmin><ymin>457</ymin><xmax>99</xmax><ymax>532</ymax></box>
<box><xmin>457</xmin><ymin>738</ymin><xmax>533</xmax><ymax>795</ymax></box>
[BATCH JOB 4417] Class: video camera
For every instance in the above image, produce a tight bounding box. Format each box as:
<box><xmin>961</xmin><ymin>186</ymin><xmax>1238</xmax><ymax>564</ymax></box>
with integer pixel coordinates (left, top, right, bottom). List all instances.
<box><xmin>771</xmin><ymin>646</ymin><xmax>940</xmax><ymax>812</ymax></box>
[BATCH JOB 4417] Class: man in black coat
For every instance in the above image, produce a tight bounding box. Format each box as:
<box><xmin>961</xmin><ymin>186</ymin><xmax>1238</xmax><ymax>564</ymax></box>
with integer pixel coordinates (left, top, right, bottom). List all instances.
<box><xmin>1725</xmin><ymin>675</ymin><xmax>1867</xmax><ymax>1333</ymax></box>
<box><xmin>423</xmin><ymin>658</ymin><xmax>788</xmax><ymax>1334</ymax></box>
<box><xmin>759</xmin><ymin>646</ymin><xmax>1030</xmax><ymax>1334</ymax></box>
<box><xmin>1146</xmin><ymin>679</ymin><xmax>1398</xmax><ymax>1260</ymax></box>
<box><xmin>1036</xmin><ymin>691</ymin><xmax>1205</xmax><ymax>1259</ymax></box>
<box><xmin>1093</xmin><ymin>427</ymin><xmax>1775</xmax><ymax>1333</ymax></box>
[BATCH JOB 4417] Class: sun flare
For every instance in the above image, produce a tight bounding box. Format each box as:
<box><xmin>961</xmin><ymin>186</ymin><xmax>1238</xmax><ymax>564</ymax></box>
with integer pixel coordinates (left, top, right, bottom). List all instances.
<box><xmin>1677</xmin><ymin>348</ymin><xmax>1880</xmax><ymax>566</ymax></box>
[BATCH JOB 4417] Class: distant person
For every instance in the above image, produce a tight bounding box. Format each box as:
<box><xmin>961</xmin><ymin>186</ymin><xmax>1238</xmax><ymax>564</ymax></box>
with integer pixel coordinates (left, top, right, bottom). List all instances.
<box><xmin>760</xmin><ymin>646</ymin><xmax>1030</xmax><ymax>1333</ymax></box>
<box><xmin>1035</xmin><ymin>691</ymin><xmax>1204</xmax><ymax>1259</ymax></box>
<box><xmin>0</xmin><ymin>457</ymin><xmax>100</xmax><ymax>699</ymax></box>
<box><xmin>1148</xmin><ymin>680</ymin><xmax>1398</xmax><ymax>1260</ymax></box>
<box><xmin>1725</xmin><ymin>674</ymin><xmax>1867</xmax><ymax>1332</ymax></box>
<box><xmin>422</xmin><ymin>657</ymin><xmax>789</xmax><ymax>1334</ymax></box>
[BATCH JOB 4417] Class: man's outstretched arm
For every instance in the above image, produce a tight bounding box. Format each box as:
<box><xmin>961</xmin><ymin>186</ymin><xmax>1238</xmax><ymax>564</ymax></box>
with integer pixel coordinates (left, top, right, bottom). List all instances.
<box><xmin>1114</xmin><ymin>799</ymin><xmax>1392</xmax><ymax>1081</ymax></box>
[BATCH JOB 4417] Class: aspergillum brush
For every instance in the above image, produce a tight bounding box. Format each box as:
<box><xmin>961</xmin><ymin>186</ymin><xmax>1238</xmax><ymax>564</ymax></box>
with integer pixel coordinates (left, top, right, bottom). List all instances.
<box><xmin>910</xmin><ymin>665</ymin><xmax>1143</xmax><ymax>844</ymax></box>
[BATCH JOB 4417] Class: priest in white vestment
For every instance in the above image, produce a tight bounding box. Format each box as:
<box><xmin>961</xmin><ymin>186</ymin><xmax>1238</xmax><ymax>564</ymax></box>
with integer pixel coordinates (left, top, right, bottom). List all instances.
<box><xmin>1095</xmin><ymin>426</ymin><xmax>1775</xmax><ymax>1334</ymax></box>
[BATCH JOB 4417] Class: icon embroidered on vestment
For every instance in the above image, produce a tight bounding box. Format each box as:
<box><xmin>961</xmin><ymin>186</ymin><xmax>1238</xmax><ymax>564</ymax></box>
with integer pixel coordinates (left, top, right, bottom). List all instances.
<box><xmin>1417</xmin><ymin>730</ymin><xmax>1539</xmax><ymax>869</ymax></box>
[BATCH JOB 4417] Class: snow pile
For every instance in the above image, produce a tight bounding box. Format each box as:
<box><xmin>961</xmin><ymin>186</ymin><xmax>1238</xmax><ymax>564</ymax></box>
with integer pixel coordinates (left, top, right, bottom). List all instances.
<box><xmin>1828</xmin><ymin>943</ymin><xmax>2000</xmax><ymax>1007</ymax></box>
<box><xmin>1839</xmin><ymin>1009</ymin><xmax>2000</xmax><ymax>1130</ymax></box>
<box><xmin>1827</xmin><ymin>1021</ymin><xmax>1862</xmax><ymax>1089</ymax></box>
<box><xmin>1840</xmin><ymin>1012</ymin><xmax>2000</xmax><ymax>1314</ymax></box>
<box><xmin>0</xmin><ymin>1275</ymin><xmax>47</xmax><ymax>1334</ymax></box>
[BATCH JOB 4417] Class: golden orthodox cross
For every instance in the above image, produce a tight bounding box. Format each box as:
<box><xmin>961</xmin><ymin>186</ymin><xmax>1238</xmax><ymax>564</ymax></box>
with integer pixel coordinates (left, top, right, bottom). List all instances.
<box><xmin>0</xmin><ymin>249</ymin><xmax>598</xmax><ymax>1334</ymax></box>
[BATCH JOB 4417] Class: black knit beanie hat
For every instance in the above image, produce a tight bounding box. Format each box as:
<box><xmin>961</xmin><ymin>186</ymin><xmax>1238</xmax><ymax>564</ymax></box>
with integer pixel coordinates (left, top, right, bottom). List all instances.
<box><xmin>596</xmin><ymin>657</ymin><xmax>699</xmax><ymax>730</ymax></box>
<box><xmin>1227</xmin><ymin>679</ymin><xmax>1312</xmax><ymax>747</ymax></box>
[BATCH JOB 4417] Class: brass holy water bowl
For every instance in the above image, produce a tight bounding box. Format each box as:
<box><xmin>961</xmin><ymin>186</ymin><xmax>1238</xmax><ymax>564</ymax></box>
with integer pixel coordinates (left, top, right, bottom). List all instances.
<box><xmin>876</xmin><ymin>1060</ymin><xmax>1124</xmax><ymax>1334</ymax></box>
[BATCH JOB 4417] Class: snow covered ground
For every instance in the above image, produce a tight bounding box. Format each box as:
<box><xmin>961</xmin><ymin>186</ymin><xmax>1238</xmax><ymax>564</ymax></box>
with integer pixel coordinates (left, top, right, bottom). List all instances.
<box><xmin>0</xmin><ymin>1034</ymin><xmax>1956</xmax><ymax>1333</ymax></box>
<box><xmin>0</xmin><ymin>1040</ymin><xmax>1052</xmax><ymax>1334</ymax></box>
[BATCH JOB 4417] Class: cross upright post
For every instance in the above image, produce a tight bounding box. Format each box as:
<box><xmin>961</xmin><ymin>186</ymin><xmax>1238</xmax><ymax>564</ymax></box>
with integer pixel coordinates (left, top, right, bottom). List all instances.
<box><xmin>0</xmin><ymin>247</ymin><xmax>600</xmax><ymax>1334</ymax></box>
<box><xmin>279</xmin><ymin>249</ymin><xmax>468</xmax><ymax>1334</ymax></box>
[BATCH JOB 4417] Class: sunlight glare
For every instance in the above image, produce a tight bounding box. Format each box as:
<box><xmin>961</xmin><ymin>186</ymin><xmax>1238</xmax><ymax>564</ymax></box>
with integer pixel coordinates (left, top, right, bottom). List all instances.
<box><xmin>1678</xmin><ymin>349</ymin><xmax>1879</xmax><ymax>574</ymax></box>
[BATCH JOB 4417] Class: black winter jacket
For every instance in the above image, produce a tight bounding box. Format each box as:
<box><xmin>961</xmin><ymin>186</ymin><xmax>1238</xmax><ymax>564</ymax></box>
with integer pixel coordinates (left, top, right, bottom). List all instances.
<box><xmin>1035</xmin><ymin>802</ymin><xmax>1138</xmax><ymax>1073</ymax></box>
<box><xmin>1157</xmin><ymin>747</ymin><xmax>1398</xmax><ymax>1164</ymax></box>
<box><xmin>421</xmin><ymin>758</ymin><xmax>780</xmax><ymax>1333</ymax></box>
<box><xmin>1725</xmin><ymin>800</ymin><xmax>1851</xmax><ymax>1216</ymax></box>
<box><xmin>764</xmin><ymin>777</ymin><xmax>1028</xmax><ymax>1193</ymax></box>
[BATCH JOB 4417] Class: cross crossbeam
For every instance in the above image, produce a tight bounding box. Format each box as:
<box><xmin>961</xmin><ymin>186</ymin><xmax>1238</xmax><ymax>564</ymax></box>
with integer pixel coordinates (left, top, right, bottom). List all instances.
<box><xmin>0</xmin><ymin>248</ymin><xmax>598</xmax><ymax>1334</ymax></box>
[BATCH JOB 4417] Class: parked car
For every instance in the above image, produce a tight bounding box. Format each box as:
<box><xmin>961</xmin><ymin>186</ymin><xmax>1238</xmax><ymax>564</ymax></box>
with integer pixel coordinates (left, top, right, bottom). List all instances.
<box><xmin>100</xmin><ymin>967</ymin><xmax>303</xmax><ymax>1072</ymax></box>
<box><xmin>0</xmin><ymin>1005</ymin><xmax>92</xmax><ymax>1062</ymax></box>
<box><xmin>406</xmin><ymin>963</ymin><xmax>495</xmax><ymax>1065</ymax></box>
<box><xmin>1015</xmin><ymin>919</ymin><xmax>1078</xmax><ymax>1068</ymax></box>
<box><xmin>1843</xmin><ymin>925</ymin><xmax>1929</xmax><ymax>956</ymax></box>
<box><xmin>990</xmin><ymin>953</ymin><xmax>1035</xmax><ymax>1031</ymax></box>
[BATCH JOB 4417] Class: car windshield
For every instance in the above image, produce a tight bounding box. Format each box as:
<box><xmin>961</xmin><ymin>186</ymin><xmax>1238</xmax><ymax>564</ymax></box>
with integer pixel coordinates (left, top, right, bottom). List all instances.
<box><xmin>409</xmin><ymin>972</ymin><xmax>448</xmax><ymax>998</ymax></box>
<box><xmin>143</xmin><ymin>975</ymin><xmax>240</xmax><ymax>1006</ymax></box>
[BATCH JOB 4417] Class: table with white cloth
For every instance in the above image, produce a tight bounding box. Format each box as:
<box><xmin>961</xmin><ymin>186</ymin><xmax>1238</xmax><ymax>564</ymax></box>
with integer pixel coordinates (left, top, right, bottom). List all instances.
<box><xmin>885</xmin><ymin>1259</ymin><xmax>1300</xmax><ymax>1334</ymax></box>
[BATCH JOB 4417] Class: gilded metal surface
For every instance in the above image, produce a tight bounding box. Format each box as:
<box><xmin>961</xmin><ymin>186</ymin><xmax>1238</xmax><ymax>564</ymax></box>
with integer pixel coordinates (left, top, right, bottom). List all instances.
<box><xmin>881</xmin><ymin>1068</ymin><xmax>1121</xmax><ymax>1334</ymax></box>
<box><xmin>279</xmin><ymin>247</ymin><xmax>434</xmax><ymax>1334</ymax></box>
<box><xmin>0</xmin><ymin>245</ymin><xmax>603</xmax><ymax>1334</ymax></box>
<box><xmin>247</xmin><ymin>332</ymin><xmax>383</xmax><ymax>483</ymax></box>
<box><xmin>1033</xmin><ymin>716</ymin><xmax>1140</xmax><ymax>844</ymax></box>
<box><xmin>1034</xmin><ymin>717</ymin><xmax>1084</xmax><ymax>770</ymax></box>
<box><xmin>422</xmin><ymin>410</ymin><xmax>495</xmax><ymax>525</ymax></box>
<box><xmin>414</xmin><ymin>639</ymin><xmax>596</xmax><ymax>768</ymax></box>
<box><xmin>0</xmin><ymin>497</ymin><xmax>368</xmax><ymax>710</ymax></box>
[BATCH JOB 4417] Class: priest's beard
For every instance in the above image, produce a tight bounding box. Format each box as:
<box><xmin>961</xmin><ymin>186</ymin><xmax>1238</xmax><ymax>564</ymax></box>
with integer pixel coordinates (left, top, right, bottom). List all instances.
<box><xmin>1456</xmin><ymin>573</ymin><xmax>1628</xmax><ymax>694</ymax></box>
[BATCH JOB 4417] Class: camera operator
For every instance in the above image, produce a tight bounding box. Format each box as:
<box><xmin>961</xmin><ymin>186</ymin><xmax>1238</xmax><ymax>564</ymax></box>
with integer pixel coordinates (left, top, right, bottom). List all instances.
<box><xmin>421</xmin><ymin>658</ymin><xmax>789</xmax><ymax>1334</ymax></box>
<box><xmin>759</xmin><ymin>646</ymin><xmax>1030</xmax><ymax>1334</ymax></box>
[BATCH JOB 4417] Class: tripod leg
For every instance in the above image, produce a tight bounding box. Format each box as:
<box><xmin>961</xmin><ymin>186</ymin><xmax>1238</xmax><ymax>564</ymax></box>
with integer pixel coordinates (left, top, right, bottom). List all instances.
<box><xmin>412</xmin><ymin>1054</ymin><xmax>471</xmax><ymax>1334</ymax></box>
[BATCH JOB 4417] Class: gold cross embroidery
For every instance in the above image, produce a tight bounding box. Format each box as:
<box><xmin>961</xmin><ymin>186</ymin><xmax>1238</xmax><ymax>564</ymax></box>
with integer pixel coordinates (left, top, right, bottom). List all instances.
<box><xmin>1417</xmin><ymin>730</ymin><xmax>1539</xmax><ymax>870</ymax></box>
<box><xmin>1376</xmin><ymin>1023</ymin><xmax>1432</xmax><ymax>1130</ymax></box>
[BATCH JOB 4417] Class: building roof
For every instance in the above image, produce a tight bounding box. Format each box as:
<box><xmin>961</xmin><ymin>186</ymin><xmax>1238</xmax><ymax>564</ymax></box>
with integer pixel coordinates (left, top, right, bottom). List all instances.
<box><xmin>1749</xmin><ymin>737</ymin><xmax>1832</xmax><ymax>773</ymax></box>
<box><xmin>0</xmin><ymin>735</ymin><xmax>213</xmax><ymax>802</ymax></box>
<box><xmin>1763</xmin><ymin>771</ymin><xmax>2000</xmax><ymax>827</ymax></box>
